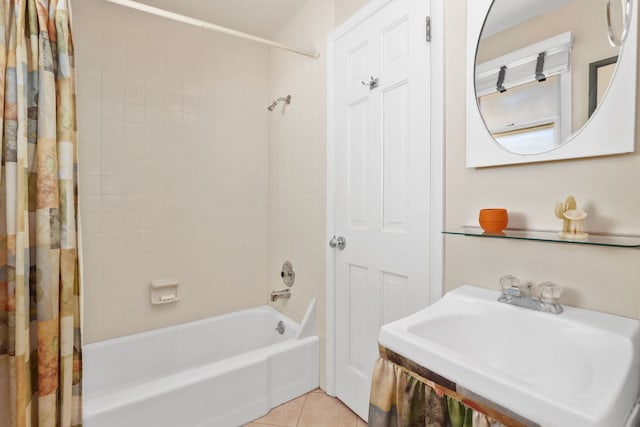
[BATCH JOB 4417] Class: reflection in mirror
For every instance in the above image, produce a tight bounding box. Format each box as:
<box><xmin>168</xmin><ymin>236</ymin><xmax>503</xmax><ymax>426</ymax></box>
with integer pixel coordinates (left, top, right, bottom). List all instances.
<box><xmin>476</xmin><ymin>0</ymin><xmax>621</xmax><ymax>155</ymax></box>
<box><xmin>479</xmin><ymin>76</ymin><xmax>560</xmax><ymax>154</ymax></box>
<box><xmin>589</xmin><ymin>56</ymin><xmax>618</xmax><ymax>117</ymax></box>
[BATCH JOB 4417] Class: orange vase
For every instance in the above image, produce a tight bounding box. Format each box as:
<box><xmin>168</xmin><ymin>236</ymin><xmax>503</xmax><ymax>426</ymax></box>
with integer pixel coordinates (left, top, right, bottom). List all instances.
<box><xmin>478</xmin><ymin>208</ymin><xmax>508</xmax><ymax>233</ymax></box>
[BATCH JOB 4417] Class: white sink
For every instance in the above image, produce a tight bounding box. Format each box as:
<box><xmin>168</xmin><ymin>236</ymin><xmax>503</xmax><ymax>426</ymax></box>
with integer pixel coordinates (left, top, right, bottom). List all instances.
<box><xmin>378</xmin><ymin>285</ymin><xmax>640</xmax><ymax>427</ymax></box>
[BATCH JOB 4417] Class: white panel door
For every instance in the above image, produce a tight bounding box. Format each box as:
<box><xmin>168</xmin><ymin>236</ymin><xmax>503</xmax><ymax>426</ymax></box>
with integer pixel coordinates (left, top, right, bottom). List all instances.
<box><xmin>332</xmin><ymin>0</ymin><xmax>431</xmax><ymax>420</ymax></box>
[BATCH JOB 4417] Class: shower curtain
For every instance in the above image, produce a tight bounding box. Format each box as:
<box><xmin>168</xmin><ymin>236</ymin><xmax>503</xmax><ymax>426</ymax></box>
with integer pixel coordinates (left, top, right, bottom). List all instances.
<box><xmin>0</xmin><ymin>0</ymin><xmax>82</xmax><ymax>426</ymax></box>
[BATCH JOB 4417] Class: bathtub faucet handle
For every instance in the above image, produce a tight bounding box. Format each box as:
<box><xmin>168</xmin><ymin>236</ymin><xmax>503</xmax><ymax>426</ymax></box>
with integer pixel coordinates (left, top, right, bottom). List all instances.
<box><xmin>281</xmin><ymin>261</ymin><xmax>295</xmax><ymax>287</ymax></box>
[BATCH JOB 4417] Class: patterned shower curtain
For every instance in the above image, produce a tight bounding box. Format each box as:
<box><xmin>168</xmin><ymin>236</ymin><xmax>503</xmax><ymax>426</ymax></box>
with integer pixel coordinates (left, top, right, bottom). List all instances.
<box><xmin>0</xmin><ymin>0</ymin><xmax>82</xmax><ymax>426</ymax></box>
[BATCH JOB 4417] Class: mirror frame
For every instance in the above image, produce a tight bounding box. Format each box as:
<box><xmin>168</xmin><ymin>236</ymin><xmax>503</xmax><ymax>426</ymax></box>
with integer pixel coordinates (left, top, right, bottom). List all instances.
<box><xmin>466</xmin><ymin>0</ymin><xmax>637</xmax><ymax>168</ymax></box>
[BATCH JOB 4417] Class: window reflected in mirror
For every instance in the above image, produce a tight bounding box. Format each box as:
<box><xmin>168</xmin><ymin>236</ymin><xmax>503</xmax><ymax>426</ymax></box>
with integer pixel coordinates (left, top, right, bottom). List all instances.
<box><xmin>479</xmin><ymin>76</ymin><xmax>561</xmax><ymax>154</ymax></box>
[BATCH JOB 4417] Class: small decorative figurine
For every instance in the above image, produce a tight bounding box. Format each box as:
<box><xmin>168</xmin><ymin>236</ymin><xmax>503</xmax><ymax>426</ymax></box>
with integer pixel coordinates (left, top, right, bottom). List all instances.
<box><xmin>554</xmin><ymin>196</ymin><xmax>588</xmax><ymax>239</ymax></box>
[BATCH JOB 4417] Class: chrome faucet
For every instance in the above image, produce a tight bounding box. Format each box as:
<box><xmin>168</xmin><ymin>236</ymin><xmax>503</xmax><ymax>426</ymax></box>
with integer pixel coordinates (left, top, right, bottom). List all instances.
<box><xmin>270</xmin><ymin>289</ymin><xmax>291</xmax><ymax>302</ymax></box>
<box><xmin>497</xmin><ymin>275</ymin><xmax>564</xmax><ymax>314</ymax></box>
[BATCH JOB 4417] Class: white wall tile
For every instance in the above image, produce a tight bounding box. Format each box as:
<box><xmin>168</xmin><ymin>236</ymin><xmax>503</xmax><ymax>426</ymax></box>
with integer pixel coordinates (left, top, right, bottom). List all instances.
<box><xmin>101</xmin><ymin>119</ymin><xmax>123</xmax><ymax>139</ymax></box>
<box><xmin>144</xmin><ymin>88</ymin><xmax>164</xmax><ymax>107</ymax></box>
<box><xmin>82</xmin><ymin>252</ymin><xmax>101</xmax><ymax>273</ymax></box>
<box><xmin>124</xmin><ymin>104</ymin><xmax>145</xmax><ymax>123</ymax></box>
<box><xmin>124</xmin><ymin>8</ymin><xmax>147</xmax><ymax>33</ymax></box>
<box><xmin>122</xmin><ymin>195</ymin><xmax>145</xmax><ymax>213</ymax></box>
<box><xmin>165</xmin><ymin>92</ymin><xmax>183</xmax><ymax>112</ymax></box>
<box><xmin>79</xmin><ymin>97</ymin><xmax>101</xmax><ymax>119</ymax></box>
<box><xmin>164</xmin><ymin>72</ymin><xmax>183</xmax><ymax>94</ymax></box>
<box><xmin>124</xmin><ymin>84</ymin><xmax>145</xmax><ymax>105</ymax></box>
<box><xmin>76</xmin><ymin>0</ymin><xmax>269</xmax><ymax>344</ymax></box>
<box><xmin>77</xmin><ymin>34</ymin><xmax>103</xmax><ymax>80</ymax></box>
<box><xmin>102</xmin><ymin>60</ymin><xmax>124</xmax><ymax>84</ymax></box>
<box><xmin>267</xmin><ymin>0</ymin><xmax>332</xmax><ymax>389</ymax></box>
<box><xmin>101</xmin><ymin>176</ymin><xmax>123</xmax><ymax>195</ymax></box>
<box><xmin>143</xmin><ymin>124</ymin><xmax>164</xmax><ymax>142</ymax></box>
<box><xmin>124</xmin><ymin>33</ymin><xmax>146</xmax><ymax>86</ymax></box>
<box><xmin>102</xmin><ymin>3</ymin><xmax>126</xmax><ymax>33</ymax></box>
<box><xmin>102</xmin><ymin>81</ymin><xmax>124</xmax><ymax>103</ymax></box>
<box><xmin>144</xmin><ymin>106</ymin><xmax>163</xmax><ymax>124</ymax></box>
<box><xmin>119</xmin><ymin>159</ymin><xmax>139</xmax><ymax>179</ymax></box>
<box><xmin>101</xmin><ymin>214</ymin><xmax>124</xmax><ymax>233</ymax></box>
<box><xmin>101</xmin><ymin>233</ymin><xmax>124</xmax><ymax>253</ymax></box>
<box><xmin>123</xmin><ymin>123</ymin><xmax>144</xmax><ymax>141</ymax></box>
<box><xmin>164</xmin><ymin>110</ymin><xmax>182</xmax><ymax>128</ymax></box>
<box><xmin>79</xmin><ymin>77</ymin><xmax>102</xmax><ymax>100</ymax></box>
<box><xmin>101</xmin><ymin>268</ymin><xmax>125</xmax><ymax>290</ymax></box>
<box><xmin>101</xmin><ymin>249</ymin><xmax>124</xmax><ymax>270</ymax></box>
<box><xmin>81</xmin><ymin>117</ymin><xmax>101</xmax><ymax>139</ymax></box>
<box><xmin>81</xmin><ymin>214</ymin><xmax>101</xmax><ymax>233</ymax></box>
<box><xmin>182</xmin><ymin>95</ymin><xmax>198</xmax><ymax>113</ymax></box>
<box><xmin>82</xmin><ymin>233</ymin><xmax>101</xmax><ymax>254</ymax></box>
<box><xmin>101</xmin><ymin>194</ymin><xmax>124</xmax><ymax>213</ymax></box>
<box><xmin>101</xmin><ymin>100</ymin><xmax>123</xmax><ymax>121</ymax></box>
<box><xmin>100</xmin><ymin>155</ymin><xmax>123</xmax><ymax>176</ymax></box>
<box><xmin>122</xmin><ymin>231</ymin><xmax>144</xmax><ymax>248</ymax></box>
<box><xmin>81</xmin><ymin>195</ymin><xmax>101</xmax><ymax>215</ymax></box>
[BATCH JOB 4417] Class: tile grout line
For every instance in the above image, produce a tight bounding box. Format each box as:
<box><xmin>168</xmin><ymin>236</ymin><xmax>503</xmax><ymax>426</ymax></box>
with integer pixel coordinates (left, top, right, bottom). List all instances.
<box><xmin>294</xmin><ymin>392</ymin><xmax>309</xmax><ymax>426</ymax></box>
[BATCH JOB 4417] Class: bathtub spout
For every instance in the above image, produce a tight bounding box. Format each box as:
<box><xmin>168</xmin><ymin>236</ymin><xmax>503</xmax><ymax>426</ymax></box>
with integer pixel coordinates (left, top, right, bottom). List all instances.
<box><xmin>271</xmin><ymin>289</ymin><xmax>291</xmax><ymax>302</ymax></box>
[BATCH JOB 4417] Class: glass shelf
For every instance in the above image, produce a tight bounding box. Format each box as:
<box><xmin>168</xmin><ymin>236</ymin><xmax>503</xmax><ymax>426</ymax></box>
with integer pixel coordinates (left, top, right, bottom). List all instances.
<box><xmin>443</xmin><ymin>226</ymin><xmax>640</xmax><ymax>248</ymax></box>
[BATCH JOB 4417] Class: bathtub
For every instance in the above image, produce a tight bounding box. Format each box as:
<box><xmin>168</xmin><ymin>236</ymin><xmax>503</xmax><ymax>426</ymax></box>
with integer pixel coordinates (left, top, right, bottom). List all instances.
<box><xmin>83</xmin><ymin>300</ymin><xmax>319</xmax><ymax>427</ymax></box>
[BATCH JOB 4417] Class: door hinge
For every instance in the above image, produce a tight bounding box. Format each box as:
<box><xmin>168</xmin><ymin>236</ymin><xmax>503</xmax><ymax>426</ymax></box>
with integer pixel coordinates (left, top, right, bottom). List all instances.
<box><xmin>426</xmin><ymin>16</ymin><xmax>431</xmax><ymax>43</ymax></box>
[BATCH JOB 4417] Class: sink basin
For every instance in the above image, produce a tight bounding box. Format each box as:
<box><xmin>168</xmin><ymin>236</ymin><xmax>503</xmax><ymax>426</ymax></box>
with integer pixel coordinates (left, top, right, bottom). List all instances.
<box><xmin>378</xmin><ymin>285</ymin><xmax>640</xmax><ymax>427</ymax></box>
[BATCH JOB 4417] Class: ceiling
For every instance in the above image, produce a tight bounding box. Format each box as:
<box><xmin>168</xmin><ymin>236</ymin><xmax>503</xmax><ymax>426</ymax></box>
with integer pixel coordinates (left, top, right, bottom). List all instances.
<box><xmin>131</xmin><ymin>0</ymin><xmax>308</xmax><ymax>38</ymax></box>
<box><xmin>482</xmin><ymin>0</ymin><xmax>572</xmax><ymax>38</ymax></box>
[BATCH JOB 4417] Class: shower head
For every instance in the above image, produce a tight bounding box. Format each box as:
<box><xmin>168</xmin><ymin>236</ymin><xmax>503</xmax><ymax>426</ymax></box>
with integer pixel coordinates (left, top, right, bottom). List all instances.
<box><xmin>267</xmin><ymin>95</ymin><xmax>292</xmax><ymax>112</ymax></box>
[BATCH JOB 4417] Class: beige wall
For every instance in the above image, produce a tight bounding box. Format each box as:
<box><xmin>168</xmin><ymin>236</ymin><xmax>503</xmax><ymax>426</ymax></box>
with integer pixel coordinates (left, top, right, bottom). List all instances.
<box><xmin>267</xmin><ymin>0</ymin><xmax>335</xmax><ymax>390</ymax></box>
<box><xmin>335</xmin><ymin>0</ymin><xmax>371</xmax><ymax>27</ymax></box>
<box><xmin>74</xmin><ymin>0</ymin><xmax>270</xmax><ymax>342</ymax></box>
<box><xmin>445</xmin><ymin>0</ymin><xmax>640</xmax><ymax>319</ymax></box>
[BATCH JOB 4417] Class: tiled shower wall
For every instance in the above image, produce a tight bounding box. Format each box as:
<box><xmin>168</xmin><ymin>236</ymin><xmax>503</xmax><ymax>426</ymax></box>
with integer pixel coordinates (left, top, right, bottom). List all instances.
<box><xmin>268</xmin><ymin>0</ymin><xmax>335</xmax><ymax>389</ymax></box>
<box><xmin>73</xmin><ymin>0</ymin><xmax>270</xmax><ymax>342</ymax></box>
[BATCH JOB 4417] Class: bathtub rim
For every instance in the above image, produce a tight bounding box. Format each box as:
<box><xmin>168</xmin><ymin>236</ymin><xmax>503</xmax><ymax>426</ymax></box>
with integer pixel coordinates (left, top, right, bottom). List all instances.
<box><xmin>84</xmin><ymin>301</ymin><xmax>309</xmax><ymax>351</ymax></box>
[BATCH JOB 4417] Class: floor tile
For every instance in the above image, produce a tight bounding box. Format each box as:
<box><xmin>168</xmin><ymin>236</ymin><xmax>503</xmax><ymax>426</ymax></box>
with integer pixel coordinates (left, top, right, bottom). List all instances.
<box><xmin>297</xmin><ymin>392</ymin><xmax>358</xmax><ymax>427</ymax></box>
<box><xmin>245</xmin><ymin>389</ymin><xmax>367</xmax><ymax>427</ymax></box>
<box><xmin>249</xmin><ymin>394</ymin><xmax>306</xmax><ymax>427</ymax></box>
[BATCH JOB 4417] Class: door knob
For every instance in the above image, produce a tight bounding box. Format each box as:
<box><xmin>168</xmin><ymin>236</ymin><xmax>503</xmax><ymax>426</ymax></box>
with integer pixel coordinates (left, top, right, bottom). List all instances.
<box><xmin>329</xmin><ymin>236</ymin><xmax>347</xmax><ymax>250</ymax></box>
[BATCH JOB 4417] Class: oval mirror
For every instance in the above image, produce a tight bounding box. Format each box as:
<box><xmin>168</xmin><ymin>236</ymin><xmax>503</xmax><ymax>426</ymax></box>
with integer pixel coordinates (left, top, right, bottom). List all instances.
<box><xmin>475</xmin><ymin>0</ymin><xmax>626</xmax><ymax>156</ymax></box>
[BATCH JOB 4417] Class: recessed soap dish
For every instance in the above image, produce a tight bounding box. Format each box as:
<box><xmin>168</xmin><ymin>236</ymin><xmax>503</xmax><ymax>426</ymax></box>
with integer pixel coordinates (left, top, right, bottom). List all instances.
<box><xmin>150</xmin><ymin>279</ymin><xmax>180</xmax><ymax>305</ymax></box>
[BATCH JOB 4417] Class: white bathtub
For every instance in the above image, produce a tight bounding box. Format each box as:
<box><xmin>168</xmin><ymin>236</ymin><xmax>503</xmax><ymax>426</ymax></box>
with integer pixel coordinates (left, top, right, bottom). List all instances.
<box><xmin>83</xmin><ymin>300</ymin><xmax>319</xmax><ymax>427</ymax></box>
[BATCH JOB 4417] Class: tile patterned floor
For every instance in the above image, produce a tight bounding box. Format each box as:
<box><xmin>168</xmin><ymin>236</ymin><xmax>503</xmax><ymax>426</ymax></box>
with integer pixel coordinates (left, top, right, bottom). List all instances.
<box><xmin>245</xmin><ymin>389</ymin><xmax>367</xmax><ymax>427</ymax></box>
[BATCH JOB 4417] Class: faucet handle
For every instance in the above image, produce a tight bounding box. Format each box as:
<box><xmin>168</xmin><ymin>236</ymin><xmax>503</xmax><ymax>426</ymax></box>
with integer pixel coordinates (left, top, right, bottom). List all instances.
<box><xmin>499</xmin><ymin>275</ymin><xmax>521</xmax><ymax>292</ymax></box>
<box><xmin>539</xmin><ymin>282</ymin><xmax>563</xmax><ymax>303</ymax></box>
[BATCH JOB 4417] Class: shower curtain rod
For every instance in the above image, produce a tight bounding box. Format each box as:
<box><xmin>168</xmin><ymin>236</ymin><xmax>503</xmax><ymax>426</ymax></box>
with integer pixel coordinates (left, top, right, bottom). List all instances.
<box><xmin>103</xmin><ymin>0</ymin><xmax>320</xmax><ymax>59</ymax></box>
